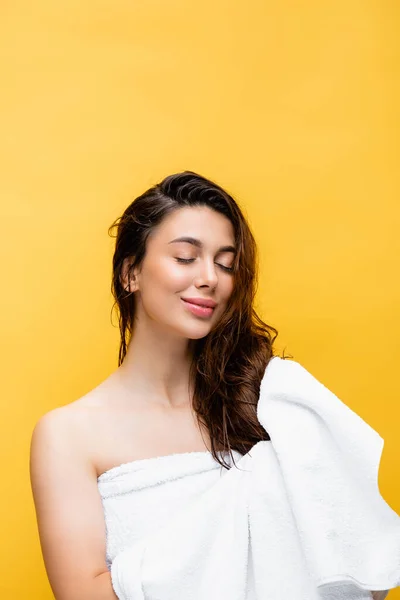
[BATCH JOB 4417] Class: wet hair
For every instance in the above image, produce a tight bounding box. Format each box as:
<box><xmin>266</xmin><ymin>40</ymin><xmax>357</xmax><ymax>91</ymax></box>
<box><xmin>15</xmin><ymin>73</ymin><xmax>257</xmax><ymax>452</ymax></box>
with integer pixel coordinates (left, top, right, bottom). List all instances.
<box><xmin>108</xmin><ymin>171</ymin><xmax>285</xmax><ymax>469</ymax></box>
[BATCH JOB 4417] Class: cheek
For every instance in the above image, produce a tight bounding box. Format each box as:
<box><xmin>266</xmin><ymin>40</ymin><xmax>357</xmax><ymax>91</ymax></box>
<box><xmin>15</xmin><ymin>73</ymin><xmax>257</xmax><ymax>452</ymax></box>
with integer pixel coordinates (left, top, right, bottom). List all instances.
<box><xmin>147</xmin><ymin>258</ymin><xmax>192</xmax><ymax>292</ymax></box>
<box><xmin>221</xmin><ymin>277</ymin><xmax>235</xmax><ymax>301</ymax></box>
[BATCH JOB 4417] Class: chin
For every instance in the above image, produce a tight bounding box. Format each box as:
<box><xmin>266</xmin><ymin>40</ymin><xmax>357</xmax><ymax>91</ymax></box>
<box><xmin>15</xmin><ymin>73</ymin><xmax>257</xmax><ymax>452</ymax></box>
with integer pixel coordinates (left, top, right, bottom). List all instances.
<box><xmin>179</xmin><ymin>323</ymin><xmax>213</xmax><ymax>340</ymax></box>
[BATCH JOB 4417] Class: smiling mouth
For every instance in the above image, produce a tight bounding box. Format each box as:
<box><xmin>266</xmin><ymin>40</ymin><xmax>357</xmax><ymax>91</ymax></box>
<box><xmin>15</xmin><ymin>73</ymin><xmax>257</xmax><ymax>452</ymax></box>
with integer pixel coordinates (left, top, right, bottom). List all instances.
<box><xmin>181</xmin><ymin>298</ymin><xmax>215</xmax><ymax>317</ymax></box>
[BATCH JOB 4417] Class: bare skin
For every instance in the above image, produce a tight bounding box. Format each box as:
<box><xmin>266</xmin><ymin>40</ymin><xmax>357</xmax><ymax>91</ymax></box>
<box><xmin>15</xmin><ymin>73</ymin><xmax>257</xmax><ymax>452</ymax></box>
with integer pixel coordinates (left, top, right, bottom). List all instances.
<box><xmin>30</xmin><ymin>205</ymin><xmax>235</xmax><ymax>599</ymax></box>
<box><xmin>30</xmin><ymin>203</ymin><xmax>384</xmax><ymax>600</ymax></box>
<box><xmin>69</xmin><ymin>373</ymin><xmax>214</xmax><ymax>479</ymax></box>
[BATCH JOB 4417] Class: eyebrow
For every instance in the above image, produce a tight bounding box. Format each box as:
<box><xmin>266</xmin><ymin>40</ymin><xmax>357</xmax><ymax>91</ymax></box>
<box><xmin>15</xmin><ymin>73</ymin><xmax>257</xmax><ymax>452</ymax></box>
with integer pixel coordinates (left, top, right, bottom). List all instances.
<box><xmin>168</xmin><ymin>236</ymin><xmax>236</xmax><ymax>254</ymax></box>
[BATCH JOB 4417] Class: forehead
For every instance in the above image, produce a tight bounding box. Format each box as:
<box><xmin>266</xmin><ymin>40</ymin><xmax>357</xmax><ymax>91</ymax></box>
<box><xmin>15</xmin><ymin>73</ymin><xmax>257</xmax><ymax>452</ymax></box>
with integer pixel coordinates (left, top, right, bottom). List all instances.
<box><xmin>153</xmin><ymin>206</ymin><xmax>235</xmax><ymax>245</ymax></box>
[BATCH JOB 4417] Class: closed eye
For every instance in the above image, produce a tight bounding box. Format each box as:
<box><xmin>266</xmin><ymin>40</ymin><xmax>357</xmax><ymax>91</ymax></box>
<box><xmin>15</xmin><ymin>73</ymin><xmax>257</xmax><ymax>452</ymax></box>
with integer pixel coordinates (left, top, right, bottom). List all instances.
<box><xmin>175</xmin><ymin>257</ymin><xmax>234</xmax><ymax>273</ymax></box>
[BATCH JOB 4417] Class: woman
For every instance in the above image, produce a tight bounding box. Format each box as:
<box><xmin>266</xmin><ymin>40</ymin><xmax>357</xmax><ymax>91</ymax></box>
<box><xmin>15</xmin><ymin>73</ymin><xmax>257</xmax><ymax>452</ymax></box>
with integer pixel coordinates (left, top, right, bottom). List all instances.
<box><xmin>30</xmin><ymin>172</ymin><xmax>397</xmax><ymax>599</ymax></box>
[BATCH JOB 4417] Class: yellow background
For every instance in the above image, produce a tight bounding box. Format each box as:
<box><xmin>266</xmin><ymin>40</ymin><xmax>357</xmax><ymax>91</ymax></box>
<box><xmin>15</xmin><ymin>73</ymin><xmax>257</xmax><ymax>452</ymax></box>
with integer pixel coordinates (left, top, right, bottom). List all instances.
<box><xmin>1</xmin><ymin>1</ymin><xmax>399</xmax><ymax>597</ymax></box>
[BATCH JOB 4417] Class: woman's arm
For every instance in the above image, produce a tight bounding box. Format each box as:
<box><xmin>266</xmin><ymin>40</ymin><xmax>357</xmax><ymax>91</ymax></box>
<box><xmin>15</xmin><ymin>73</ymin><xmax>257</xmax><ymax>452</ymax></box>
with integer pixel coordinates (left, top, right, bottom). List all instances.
<box><xmin>30</xmin><ymin>408</ymin><xmax>119</xmax><ymax>600</ymax></box>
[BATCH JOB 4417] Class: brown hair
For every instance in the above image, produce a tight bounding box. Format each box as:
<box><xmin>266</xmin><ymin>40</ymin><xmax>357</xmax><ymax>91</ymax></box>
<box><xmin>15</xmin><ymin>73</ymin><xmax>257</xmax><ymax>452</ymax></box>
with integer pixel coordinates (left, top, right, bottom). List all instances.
<box><xmin>108</xmin><ymin>171</ymin><xmax>284</xmax><ymax>469</ymax></box>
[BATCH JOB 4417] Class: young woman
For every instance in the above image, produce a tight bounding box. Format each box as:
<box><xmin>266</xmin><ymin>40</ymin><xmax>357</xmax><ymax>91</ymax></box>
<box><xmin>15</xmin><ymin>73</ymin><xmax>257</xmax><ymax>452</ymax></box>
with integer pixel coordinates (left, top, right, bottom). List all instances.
<box><xmin>30</xmin><ymin>172</ymin><xmax>397</xmax><ymax>600</ymax></box>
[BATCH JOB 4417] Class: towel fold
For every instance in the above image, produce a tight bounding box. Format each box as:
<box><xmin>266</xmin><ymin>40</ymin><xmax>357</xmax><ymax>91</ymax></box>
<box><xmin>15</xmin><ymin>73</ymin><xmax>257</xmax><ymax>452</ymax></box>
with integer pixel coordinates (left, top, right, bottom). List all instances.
<box><xmin>109</xmin><ymin>356</ymin><xmax>400</xmax><ymax>599</ymax></box>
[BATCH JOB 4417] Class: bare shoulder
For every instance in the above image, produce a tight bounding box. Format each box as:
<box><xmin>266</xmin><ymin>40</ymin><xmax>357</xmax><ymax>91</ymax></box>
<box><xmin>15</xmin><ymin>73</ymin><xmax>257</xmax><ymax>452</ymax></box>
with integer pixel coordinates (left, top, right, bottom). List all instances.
<box><xmin>30</xmin><ymin>378</ymin><xmax>115</xmax><ymax>469</ymax></box>
<box><xmin>31</xmin><ymin>393</ymin><xmax>95</xmax><ymax>445</ymax></box>
<box><xmin>30</xmin><ymin>406</ymin><xmax>91</xmax><ymax>501</ymax></box>
<box><xmin>30</xmin><ymin>372</ymin><xmax>140</xmax><ymax>486</ymax></box>
<box><xmin>31</xmin><ymin>403</ymin><xmax>80</xmax><ymax>452</ymax></box>
<box><xmin>29</xmin><ymin>382</ymin><xmax>120</xmax><ymax>598</ymax></box>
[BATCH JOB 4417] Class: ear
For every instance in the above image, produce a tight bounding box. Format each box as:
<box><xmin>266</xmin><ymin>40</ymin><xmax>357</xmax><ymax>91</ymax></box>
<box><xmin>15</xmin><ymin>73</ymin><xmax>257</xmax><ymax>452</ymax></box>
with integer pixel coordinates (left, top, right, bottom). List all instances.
<box><xmin>120</xmin><ymin>257</ymin><xmax>138</xmax><ymax>293</ymax></box>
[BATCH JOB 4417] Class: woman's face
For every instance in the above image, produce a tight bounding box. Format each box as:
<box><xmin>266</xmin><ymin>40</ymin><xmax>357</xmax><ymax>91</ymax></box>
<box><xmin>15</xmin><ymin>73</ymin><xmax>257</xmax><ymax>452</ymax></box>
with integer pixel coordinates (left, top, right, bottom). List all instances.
<box><xmin>127</xmin><ymin>206</ymin><xmax>236</xmax><ymax>340</ymax></box>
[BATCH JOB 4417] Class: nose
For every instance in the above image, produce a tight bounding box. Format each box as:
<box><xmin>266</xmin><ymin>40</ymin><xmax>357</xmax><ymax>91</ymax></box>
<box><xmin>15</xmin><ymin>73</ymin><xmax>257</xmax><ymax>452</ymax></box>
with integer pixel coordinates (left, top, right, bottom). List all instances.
<box><xmin>194</xmin><ymin>258</ymin><xmax>219</xmax><ymax>290</ymax></box>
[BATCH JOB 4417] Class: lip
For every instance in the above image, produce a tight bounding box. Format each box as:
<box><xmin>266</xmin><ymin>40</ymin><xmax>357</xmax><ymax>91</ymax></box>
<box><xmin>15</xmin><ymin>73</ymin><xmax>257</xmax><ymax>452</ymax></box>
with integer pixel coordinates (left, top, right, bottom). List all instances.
<box><xmin>181</xmin><ymin>297</ymin><xmax>217</xmax><ymax>308</ymax></box>
<box><xmin>181</xmin><ymin>298</ymin><xmax>216</xmax><ymax>318</ymax></box>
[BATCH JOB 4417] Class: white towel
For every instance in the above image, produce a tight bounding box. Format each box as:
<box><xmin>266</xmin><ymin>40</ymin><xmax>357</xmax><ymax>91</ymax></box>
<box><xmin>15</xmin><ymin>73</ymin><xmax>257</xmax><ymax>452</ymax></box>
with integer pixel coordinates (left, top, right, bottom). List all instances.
<box><xmin>109</xmin><ymin>356</ymin><xmax>400</xmax><ymax>599</ymax></box>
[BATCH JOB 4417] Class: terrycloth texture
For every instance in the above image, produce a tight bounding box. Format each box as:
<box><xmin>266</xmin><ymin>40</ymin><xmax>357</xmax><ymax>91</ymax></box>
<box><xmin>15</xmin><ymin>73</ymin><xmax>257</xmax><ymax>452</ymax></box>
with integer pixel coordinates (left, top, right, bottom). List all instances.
<box><xmin>97</xmin><ymin>449</ymin><xmax>240</xmax><ymax>571</ymax></box>
<box><xmin>97</xmin><ymin>356</ymin><xmax>400</xmax><ymax>599</ymax></box>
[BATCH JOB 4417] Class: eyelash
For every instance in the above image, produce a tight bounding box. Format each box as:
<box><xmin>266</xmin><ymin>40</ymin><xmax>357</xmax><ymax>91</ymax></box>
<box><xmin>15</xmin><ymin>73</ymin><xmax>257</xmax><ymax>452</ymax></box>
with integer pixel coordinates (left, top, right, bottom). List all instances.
<box><xmin>175</xmin><ymin>257</ymin><xmax>234</xmax><ymax>273</ymax></box>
